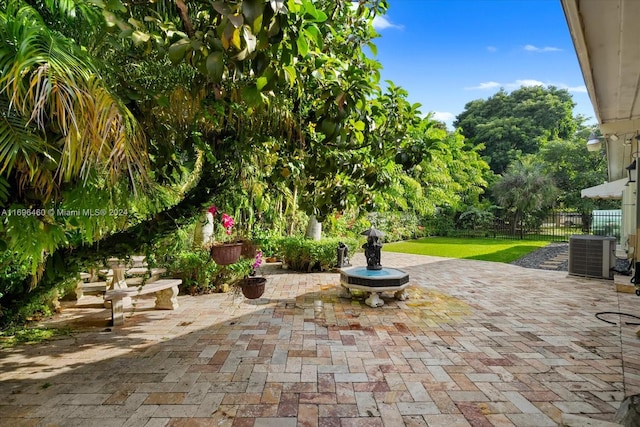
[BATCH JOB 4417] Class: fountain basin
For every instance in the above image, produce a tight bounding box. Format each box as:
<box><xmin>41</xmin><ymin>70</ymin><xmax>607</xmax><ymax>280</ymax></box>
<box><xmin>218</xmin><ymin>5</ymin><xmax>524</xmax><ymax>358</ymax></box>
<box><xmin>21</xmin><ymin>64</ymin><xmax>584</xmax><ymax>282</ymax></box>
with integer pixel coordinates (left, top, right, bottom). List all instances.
<box><xmin>340</xmin><ymin>266</ymin><xmax>409</xmax><ymax>288</ymax></box>
<box><xmin>339</xmin><ymin>266</ymin><xmax>410</xmax><ymax>307</ymax></box>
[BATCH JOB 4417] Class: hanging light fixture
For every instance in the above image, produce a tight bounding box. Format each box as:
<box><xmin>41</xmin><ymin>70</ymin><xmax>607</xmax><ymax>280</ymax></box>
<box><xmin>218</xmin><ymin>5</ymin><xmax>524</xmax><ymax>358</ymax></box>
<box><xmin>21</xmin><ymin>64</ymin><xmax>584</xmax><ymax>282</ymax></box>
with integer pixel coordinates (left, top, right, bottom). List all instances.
<box><xmin>586</xmin><ymin>132</ymin><xmax>602</xmax><ymax>152</ymax></box>
<box><xmin>626</xmin><ymin>159</ymin><xmax>637</xmax><ymax>183</ymax></box>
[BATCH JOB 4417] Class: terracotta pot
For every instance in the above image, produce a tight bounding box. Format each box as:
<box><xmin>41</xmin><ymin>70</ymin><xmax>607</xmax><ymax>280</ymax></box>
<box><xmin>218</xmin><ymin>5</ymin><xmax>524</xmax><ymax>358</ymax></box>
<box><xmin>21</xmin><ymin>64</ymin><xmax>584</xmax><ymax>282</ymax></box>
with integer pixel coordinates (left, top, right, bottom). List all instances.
<box><xmin>239</xmin><ymin>277</ymin><xmax>266</xmax><ymax>299</ymax></box>
<box><xmin>210</xmin><ymin>242</ymin><xmax>243</xmax><ymax>265</ymax></box>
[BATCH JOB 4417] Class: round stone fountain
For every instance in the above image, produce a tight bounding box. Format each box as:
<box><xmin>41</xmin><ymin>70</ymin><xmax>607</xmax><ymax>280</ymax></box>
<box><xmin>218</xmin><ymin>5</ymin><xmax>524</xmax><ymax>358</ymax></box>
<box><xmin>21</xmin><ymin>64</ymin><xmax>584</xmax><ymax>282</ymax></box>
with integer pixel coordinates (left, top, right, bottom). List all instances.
<box><xmin>339</xmin><ymin>227</ymin><xmax>410</xmax><ymax>307</ymax></box>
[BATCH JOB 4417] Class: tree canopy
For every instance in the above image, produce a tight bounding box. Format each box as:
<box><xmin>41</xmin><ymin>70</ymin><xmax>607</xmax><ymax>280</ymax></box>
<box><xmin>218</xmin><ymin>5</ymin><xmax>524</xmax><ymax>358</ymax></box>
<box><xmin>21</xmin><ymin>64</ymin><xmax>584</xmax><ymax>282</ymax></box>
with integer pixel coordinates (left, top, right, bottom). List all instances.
<box><xmin>536</xmin><ymin>127</ymin><xmax>611</xmax><ymax>213</ymax></box>
<box><xmin>0</xmin><ymin>0</ymin><xmax>496</xmax><ymax>324</ymax></box>
<box><xmin>490</xmin><ymin>156</ymin><xmax>558</xmax><ymax>236</ymax></box>
<box><xmin>453</xmin><ymin>86</ymin><xmax>577</xmax><ymax>174</ymax></box>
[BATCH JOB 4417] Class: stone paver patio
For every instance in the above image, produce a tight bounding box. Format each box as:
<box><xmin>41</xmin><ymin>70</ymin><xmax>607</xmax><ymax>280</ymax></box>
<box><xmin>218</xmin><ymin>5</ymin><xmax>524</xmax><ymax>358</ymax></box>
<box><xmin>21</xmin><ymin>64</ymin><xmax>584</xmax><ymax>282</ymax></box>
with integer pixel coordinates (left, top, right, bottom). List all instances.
<box><xmin>1</xmin><ymin>252</ymin><xmax>639</xmax><ymax>426</ymax></box>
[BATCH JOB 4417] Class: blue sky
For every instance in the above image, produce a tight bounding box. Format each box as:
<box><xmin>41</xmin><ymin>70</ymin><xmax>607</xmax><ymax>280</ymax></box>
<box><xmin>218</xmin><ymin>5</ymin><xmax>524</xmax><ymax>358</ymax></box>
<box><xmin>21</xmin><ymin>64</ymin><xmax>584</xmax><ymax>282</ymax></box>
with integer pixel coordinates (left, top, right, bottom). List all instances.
<box><xmin>370</xmin><ymin>0</ymin><xmax>595</xmax><ymax>129</ymax></box>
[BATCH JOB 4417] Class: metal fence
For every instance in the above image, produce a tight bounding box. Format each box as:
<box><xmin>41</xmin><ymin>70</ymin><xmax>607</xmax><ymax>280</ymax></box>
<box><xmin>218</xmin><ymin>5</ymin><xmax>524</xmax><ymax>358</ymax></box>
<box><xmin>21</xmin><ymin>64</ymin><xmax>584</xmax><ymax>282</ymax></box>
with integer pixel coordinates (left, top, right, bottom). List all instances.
<box><xmin>449</xmin><ymin>209</ymin><xmax>622</xmax><ymax>242</ymax></box>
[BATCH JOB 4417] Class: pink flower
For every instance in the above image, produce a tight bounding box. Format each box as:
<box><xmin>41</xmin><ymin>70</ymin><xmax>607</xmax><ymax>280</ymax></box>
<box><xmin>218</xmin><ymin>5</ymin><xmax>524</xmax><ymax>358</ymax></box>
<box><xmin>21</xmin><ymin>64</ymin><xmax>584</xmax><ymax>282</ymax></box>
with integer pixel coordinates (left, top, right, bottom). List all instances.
<box><xmin>221</xmin><ymin>213</ymin><xmax>235</xmax><ymax>234</ymax></box>
<box><xmin>252</xmin><ymin>250</ymin><xmax>263</xmax><ymax>270</ymax></box>
<box><xmin>205</xmin><ymin>205</ymin><xmax>235</xmax><ymax>240</ymax></box>
<box><xmin>250</xmin><ymin>250</ymin><xmax>263</xmax><ymax>276</ymax></box>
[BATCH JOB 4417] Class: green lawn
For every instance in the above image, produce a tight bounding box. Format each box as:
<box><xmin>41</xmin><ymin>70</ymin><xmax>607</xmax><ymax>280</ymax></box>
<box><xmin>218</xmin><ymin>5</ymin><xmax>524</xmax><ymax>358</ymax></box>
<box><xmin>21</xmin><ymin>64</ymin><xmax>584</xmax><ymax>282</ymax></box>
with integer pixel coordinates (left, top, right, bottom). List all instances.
<box><xmin>384</xmin><ymin>237</ymin><xmax>551</xmax><ymax>263</ymax></box>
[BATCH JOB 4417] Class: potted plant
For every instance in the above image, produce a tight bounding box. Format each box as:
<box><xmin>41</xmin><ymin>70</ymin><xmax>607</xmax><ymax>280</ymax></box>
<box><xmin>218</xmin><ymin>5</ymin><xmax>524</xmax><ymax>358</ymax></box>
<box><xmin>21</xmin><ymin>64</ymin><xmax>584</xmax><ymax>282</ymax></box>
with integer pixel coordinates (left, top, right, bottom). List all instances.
<box><xmin>206</xmin><ymin>205</ymin><xmax>243</xmax><ymax>265</ymax></box>
<box><xmin>238</xmin><ymin>250</ymin><xmax>266</xmax><ymax>299</ymax></box>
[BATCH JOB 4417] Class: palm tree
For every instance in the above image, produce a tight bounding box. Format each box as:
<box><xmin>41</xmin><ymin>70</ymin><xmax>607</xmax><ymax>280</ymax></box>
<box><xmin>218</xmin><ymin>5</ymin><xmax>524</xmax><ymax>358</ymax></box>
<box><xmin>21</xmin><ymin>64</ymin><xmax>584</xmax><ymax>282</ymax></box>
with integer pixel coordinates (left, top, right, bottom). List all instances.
<box><xmin>0</xmin><ymin>1</ymin><xmax>148</xmax><ymax>204</ymax></box>
<box><xmin>491</xmin><ymin>157</ymin><xmax>558</xmax><ymax>238</ymax></box>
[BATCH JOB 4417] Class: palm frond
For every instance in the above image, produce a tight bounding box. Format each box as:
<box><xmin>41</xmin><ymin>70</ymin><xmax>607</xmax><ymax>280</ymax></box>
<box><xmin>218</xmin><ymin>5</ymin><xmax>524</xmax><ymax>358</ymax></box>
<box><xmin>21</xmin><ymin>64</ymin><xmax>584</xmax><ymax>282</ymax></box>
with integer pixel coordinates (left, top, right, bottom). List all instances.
<box><xmin>0</xmin><ymin>2</ymin><xmax>148</xmax><ymax>199</ymax></box>
<box><xmin>0</xmin><ymin>176</ymin><xmax>10</xmax><ymax>204</ymax></box>
<box><xmin>0</xmin><ymin>96</ymin><xmax>50</xmax><ymax>177</ymax></box>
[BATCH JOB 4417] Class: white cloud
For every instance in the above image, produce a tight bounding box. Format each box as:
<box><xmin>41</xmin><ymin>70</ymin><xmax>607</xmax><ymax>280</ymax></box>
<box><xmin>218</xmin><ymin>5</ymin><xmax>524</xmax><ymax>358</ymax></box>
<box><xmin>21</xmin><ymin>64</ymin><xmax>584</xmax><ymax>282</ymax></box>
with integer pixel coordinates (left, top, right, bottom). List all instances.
<box><xmin>524</xmin><ymin>44</ymin><xmax>562</xmax><ymax>52</ymax></box>
<box><xmin>350</xmin><ymin>2</ymin><xmax>402</xmax><ymax>30</ymax></box>
<box><xmin>465</xmin><ymin>79</ymin><xmax>587</xmax><ymax>94</ymax></box>
<box><xmin>432</xmin><ymin>111</ymin><xmax>455</xmax><ymax>122</ymax></box>
<box><xmin>486</xmin><ymin>46</ymin><xmax>498</xmax><ymax>52</ymax></box>
<box><xmin>565</xmin><ymin>85</ymin><xmax>588</xmax><ymax>93</ymax></box>
<box><xmin>509</xmin><ymin>79</ymin><xmax>545</xmax><ymax>88</ymax></box>
<box><xmin>465</xmin><ymin>81</ymin><xmax>501</xmax><ymax>90</ymax></box>
<box><xmin>372</xmin><ymin>15</ymin><xmax>403</xmax><ymax>30</ymax></box>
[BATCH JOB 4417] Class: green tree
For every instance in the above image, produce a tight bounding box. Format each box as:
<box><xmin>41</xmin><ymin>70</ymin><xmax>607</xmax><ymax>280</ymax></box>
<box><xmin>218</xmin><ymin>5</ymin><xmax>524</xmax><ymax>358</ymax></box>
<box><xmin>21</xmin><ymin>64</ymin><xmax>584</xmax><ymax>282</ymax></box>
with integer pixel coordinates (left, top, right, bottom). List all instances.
<box><xmin>0</xmin><ymin>1</ymin><xmax>155</xmax><ymax>276</ymax></box>
<box><xmin>490</xmin><ymin>157</ymin><xmax>558</xmax><ymax>238</ymax></box>
<box><xmin>0</xmin><ymin>0</ymin><xmax>494</xmax><ymax>326</ymax></box>
<box><xmin>0</xmin><ymin>0</ymin><xmax>393</xmax><ymax>296</ymax></box>
<box><xmin>537</xmin><ymin>127</ymin><xmax>610</xmax><ymax>213</ymax></box>
<box><xmin>360</xmin><ymin>90</ymin><xmax>491</xmax><ymax>236</ymax></box>
<box><xmin>0</xmin><ymin>1</ymin><xmax>148</xmax><ymax>198</ymax></box>
<box><xmin>454</xmin><ymin>86</ymin><xmax>577</xmax><ymax>174</ymax></box>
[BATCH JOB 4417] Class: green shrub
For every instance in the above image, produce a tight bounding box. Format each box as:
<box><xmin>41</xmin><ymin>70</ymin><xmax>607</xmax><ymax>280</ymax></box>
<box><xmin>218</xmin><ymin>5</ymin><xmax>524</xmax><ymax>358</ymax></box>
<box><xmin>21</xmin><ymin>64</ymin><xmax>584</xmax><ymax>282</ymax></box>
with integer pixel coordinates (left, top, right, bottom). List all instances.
<box><xmin>277</xmin><ymin>237</ymin><xmax>360</xmax><ymax>272</ymax></box>
<box><xmin>0</xmin><ymin>251</ymin><xmax>79</xmax><ymax>329</ymax></box>
<box><xmin>323</xmin><ymin>212</ymin><xmax>372</xmax><ymax>240</ymax></box>
<box><xmin>171</xmin><ymin>249</ymin><xmax>253</xmax><ymax>294</ymax></box>
<box><xmin>0</xmin><ymin>250</ymin><xmax>31</xmax><ymax>302</ymax></box>
<box><xmin>173</xmin><ymin>250</ymin><xmax>211</xmax><ymax>292</ymax></box>
<box><xmin>457</xmin><ymin>206</ymin><xmax>495</xmax><ymax>231</ymax></box>
<box><xmin>423</xmin><ymin>211</ymin><xmax>456</xmax><ymax>236</ymax></box>
<box><xmin>147</xmin><ymin>222</ymin><xmax>196</xmax><ymax>268</ymax></box>
<box><xmin>252</xmin><ymin>235</ymin><xmax>280</xmax><ymax>258</ymax></box>
<box><xmin>364</xmin><ymin>212</ymin><xmax>412</xmax><ymax>242</ymax></box>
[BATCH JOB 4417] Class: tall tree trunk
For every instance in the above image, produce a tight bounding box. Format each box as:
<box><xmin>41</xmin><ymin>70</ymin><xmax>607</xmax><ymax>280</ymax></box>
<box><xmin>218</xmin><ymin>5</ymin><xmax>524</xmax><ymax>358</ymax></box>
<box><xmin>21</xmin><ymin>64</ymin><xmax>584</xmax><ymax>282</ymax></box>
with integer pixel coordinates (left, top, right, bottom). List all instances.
<box><xmin>510</xmin><ymin>212</ymin><xmax>519</xmax><ymax>236</ymax></box>
<box><xmin>305</xmin><ymin>215</ymin><xmax>322</xmax><ymax>240</ymax></box>
<box><xmin>288</xmin><ymin>185</ymin><xmax>298</xmax><ymax>236</ymax></box>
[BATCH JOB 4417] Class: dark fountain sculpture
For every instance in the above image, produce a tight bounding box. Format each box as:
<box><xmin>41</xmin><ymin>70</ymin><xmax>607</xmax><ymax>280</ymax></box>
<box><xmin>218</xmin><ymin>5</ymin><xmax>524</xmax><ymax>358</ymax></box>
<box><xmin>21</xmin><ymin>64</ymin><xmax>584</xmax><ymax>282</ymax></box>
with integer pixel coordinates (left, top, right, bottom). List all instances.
<box><xmin>339</xmin><ymin>227</ymin><xmax>410</xmax><ymax>307</ymax></box>
<box><xmin>362</xmin><ymin>227</ymin><xmax>383</xmax><ymax>270</ymax></box>
<box><xmin>335</xmin><ymin>241</ymin><xmax>351</xmax><ymax>268</ymax></box>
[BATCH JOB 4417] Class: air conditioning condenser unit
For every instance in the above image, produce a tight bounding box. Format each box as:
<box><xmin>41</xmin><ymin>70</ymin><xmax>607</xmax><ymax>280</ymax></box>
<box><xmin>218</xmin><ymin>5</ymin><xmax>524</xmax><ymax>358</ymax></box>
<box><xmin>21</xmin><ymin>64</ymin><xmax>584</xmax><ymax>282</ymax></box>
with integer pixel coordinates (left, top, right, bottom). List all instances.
<box><xmin>568</xmin><ymin>235</ymin><xmax>616</xmax><ymax>279</ymax></box>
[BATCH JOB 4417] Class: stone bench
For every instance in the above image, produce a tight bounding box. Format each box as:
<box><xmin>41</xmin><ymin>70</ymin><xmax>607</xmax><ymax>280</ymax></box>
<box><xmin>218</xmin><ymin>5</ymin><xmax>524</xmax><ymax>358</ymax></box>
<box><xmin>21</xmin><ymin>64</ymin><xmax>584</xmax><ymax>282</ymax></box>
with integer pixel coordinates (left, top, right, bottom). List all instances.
<box><xmin>104</xmin><ymin>279</ymin><xmax>181</xmax><ymax>326</ymax></box>
<box><xmin>75</xmin><ymin>281</ymin><xmax>108</xmax><ymax>299</ymax></box>
<box><xmin>74</xmin><ymin>267</ymin><xmax>166</xmax><ymax>300</ymax></box>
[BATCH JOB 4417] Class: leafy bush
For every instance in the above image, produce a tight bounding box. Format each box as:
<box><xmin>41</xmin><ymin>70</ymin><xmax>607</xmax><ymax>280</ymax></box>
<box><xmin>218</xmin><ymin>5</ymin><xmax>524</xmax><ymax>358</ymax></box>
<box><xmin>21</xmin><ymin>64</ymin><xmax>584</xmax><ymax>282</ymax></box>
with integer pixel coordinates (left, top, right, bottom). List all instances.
<box><xmin>0</xmin><ymin>250</ymin><xmax>31</xmax><ymax>302</ymax></box>
<box><xmin>172</xmin><ymin>249</ymin><xmax>217</xmax><ymax>294</ymax></box>
<box><xmin>370</xmin><ymin>212</ymin><xmax>421</xmax><ymax>242</ymax></box>
<box><xmin>277</xmin><ymin>237</ymin><xmax>360</xmax><ymax>272</ymax></box>
<box><xmin>457</xmin><ymin>206</ymin><xmax>495</xmax><ymax>230</ymax></box>
<box><xmin>423</xmin><ymin>210</ymin><xmax>456</xmax><ymax>236</ymax></box>
<box><xmin>323</xmin><ymin>211</ymin><xmax>372</xmax><ymax>240</ymax></box>
<box><xmin>0</xmin><ymin>251</ymin><xmax>79</xmax><ymax>329</ymax></box>
<box><xmin>171</xmin><ymin>249</ymin><xmax>253</xmax><ymax>294</ymax></box>
<box><xmin>147</xmin><ymin>221</ymin><xmax>196</xmax><ymax>268</ymax></box>
<box><xmin>324</xmin><ymin>211</ymin><xmax>426</xmax><ymax>243</ymax></box>
<box><xmin>252</xmin><ymin>237</ymin><xmax>278</xmax><ymax>258</ymax></box>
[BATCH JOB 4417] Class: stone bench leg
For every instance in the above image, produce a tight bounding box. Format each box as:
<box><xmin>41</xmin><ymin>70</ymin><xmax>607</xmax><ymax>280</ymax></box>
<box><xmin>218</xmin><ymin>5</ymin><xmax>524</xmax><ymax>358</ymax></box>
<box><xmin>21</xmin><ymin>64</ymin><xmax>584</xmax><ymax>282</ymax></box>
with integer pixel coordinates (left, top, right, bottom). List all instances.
<box><xmin>75</xmin><ymin>281</ymin><xmax>84</xmax><ymax>300</ymax></box>
<box><xmin>155</xmin><ymin>286</ymin><xmax>179</xmax><ymax>310</ymax></box>
<box><xmin>110</xmin><ymin>298</ymin><xmax>125</xmax><ymax>326</ymax></box>
<box><xmin>105</xmin><ymin>265</ymin><xmax>131</xmax><ymax>309</ymax></box>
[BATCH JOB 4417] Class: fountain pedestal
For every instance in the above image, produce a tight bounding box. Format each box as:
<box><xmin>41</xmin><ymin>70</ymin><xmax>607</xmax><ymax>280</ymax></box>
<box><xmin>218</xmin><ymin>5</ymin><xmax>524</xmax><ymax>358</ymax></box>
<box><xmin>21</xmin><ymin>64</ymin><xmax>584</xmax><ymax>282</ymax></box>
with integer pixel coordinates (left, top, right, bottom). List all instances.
<box><xmin>340</xmin><ymin>266</ymin><xmax>410</xmax><ymax>307</ymax></box>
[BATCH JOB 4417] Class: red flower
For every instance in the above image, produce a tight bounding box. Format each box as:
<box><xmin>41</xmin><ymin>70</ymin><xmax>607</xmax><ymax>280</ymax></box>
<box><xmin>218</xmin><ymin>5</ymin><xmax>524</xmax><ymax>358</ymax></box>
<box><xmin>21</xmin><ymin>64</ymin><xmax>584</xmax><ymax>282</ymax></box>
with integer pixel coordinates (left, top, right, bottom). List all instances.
<box><xmin>221</xmin><ymin>213</ymin><xmax>235</xmax><ymax>235</ymax></box>
<box><xmin>206</xmin><ymin>205</ymin><xmax>235</xmax><ymax>240</ymax></box>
